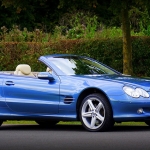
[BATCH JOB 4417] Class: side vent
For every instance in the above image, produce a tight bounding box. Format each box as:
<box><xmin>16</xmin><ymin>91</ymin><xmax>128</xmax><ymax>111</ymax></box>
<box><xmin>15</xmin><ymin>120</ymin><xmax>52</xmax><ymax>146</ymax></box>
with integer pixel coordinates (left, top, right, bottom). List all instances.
<box><xmin>64</xmin><ymin>96</ymin><xmax>74</xmax><ymax>104</ymax></box>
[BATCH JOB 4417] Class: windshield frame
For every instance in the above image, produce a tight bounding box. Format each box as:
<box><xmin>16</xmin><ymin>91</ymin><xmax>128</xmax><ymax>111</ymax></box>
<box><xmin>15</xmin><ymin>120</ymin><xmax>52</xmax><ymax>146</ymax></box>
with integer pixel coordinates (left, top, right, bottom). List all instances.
<box><xmin>46</xmin><ymin>55</ymin><xmax>121</xmax><ymax>76</ymax></box>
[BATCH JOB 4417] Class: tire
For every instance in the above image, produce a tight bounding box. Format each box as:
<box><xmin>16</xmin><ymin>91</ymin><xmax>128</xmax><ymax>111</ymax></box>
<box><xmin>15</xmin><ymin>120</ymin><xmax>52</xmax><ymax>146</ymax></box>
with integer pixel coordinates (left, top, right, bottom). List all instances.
<box><xmin>0</xmin><ymin>121</ymin><xmax>3</xmax><ymax>126</ymax></box>
<box><xmin>35</xmin><ymin>120</ymin><xmax>59</xmax><ymax>127</ymax></box>
<box><xmin>79</xmin><ymin>93</ymin><xmax>113</xmax><ymax>132</ymax></box>
<box><xmin>145</xmin><ymin>121</ymin><xmax>150</xmax><ymax>126</ymax></box>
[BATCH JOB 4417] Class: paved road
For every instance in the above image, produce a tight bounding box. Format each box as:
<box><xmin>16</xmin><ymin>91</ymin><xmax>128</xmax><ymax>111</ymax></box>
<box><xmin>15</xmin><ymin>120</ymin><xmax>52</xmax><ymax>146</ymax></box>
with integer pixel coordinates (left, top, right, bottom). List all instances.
<box><xmin>0</xmin><ymin>124</ymin><xmax>150</xmax><ymax>150</ymax></box>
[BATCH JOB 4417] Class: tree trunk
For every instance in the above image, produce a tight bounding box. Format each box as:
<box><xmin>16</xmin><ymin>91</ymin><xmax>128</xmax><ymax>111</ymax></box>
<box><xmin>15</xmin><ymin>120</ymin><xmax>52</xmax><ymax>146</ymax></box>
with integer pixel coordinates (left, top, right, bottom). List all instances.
<box><xmin>121</xmin><ymin>7</ymin><xmax>133</xmax><ymax>75</ymax></box>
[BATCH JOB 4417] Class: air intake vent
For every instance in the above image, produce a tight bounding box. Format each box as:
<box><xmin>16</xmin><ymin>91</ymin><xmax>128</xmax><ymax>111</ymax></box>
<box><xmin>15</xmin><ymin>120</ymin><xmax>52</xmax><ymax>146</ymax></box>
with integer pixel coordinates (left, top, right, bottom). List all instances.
<box><xmin>64</xmin><ymin>96</ymin><xmax>74</xmax><ymax>104</ymax></box>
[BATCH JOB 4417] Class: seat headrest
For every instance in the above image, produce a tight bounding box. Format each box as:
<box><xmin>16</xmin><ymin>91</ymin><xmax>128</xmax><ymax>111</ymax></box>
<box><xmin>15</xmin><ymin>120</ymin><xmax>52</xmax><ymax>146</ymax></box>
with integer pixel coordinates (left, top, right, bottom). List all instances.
<box><xmin>46</xmin><ymin>67</ymin><xmax>52</xmax><ymax>74</ymax></box>
<box><xmin>15</xmin><ymin>64</ymin><xmax>31</xmax><ymax>75</ymax></box>
<box><xmin>46</xmin><ymin>67</ymin><xmax>51</xmax><ymax>72</ymax></box>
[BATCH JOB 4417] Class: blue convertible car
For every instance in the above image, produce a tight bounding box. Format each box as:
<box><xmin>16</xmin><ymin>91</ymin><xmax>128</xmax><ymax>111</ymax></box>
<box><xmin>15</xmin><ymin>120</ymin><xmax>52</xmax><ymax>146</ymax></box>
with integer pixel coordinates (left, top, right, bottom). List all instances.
<box><xmin>1</xmin><ymin>54</ymin><xmax>150</xmax><ymax>132</ymax></box>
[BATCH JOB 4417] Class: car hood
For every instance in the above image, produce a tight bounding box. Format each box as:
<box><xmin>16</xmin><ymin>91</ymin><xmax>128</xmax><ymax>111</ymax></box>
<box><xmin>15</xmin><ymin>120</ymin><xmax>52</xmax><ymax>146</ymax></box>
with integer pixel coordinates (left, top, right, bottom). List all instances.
<box><xmin>77</xmin><ymin>74</ymin><xmax>150</xmax><ymax>90</ymax></box>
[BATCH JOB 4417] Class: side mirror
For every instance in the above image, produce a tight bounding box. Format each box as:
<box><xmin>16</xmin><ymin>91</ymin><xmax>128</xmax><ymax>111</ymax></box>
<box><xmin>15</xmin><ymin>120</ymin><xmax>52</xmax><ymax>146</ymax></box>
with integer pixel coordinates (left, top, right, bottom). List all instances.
<box><xmin>38</xmin><ymin>72</ymin><xmax>55</xmax><ymax>81</ymax></box>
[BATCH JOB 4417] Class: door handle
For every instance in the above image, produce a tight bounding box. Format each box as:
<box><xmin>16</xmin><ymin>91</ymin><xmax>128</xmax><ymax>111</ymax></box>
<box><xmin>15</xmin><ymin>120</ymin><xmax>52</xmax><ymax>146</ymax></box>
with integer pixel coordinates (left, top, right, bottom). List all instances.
<box><xmin>5</xmin><ymin>81</ymin><xmax>15</xmax><ymax>85</ymax></box>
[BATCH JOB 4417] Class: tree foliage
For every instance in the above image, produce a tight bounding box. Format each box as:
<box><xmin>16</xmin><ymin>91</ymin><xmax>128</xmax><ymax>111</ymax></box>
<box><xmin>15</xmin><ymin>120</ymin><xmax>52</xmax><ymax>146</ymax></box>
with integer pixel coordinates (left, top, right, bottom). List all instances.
<box><xmin>0</xmin><ymin>0</ymin><xmax>60</xmax><ymax>31</ymax></box>
<box><xmin>1</xmin><ymin>0</ymin><xmax>150</xmax><ymax>75</ymax></box>
<box><xmin>58</xmin><ymin>0</ymin><xmax>150</xmax><ymax>75</ymax></box>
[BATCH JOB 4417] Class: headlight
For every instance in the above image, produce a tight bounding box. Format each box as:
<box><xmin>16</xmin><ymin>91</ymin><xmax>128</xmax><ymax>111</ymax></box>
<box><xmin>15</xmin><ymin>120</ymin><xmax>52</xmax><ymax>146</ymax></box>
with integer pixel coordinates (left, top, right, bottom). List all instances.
<box><xmin>123</xmin><ymin>86</ymin><xmax>149</xmax><ymax>98</ymax></box>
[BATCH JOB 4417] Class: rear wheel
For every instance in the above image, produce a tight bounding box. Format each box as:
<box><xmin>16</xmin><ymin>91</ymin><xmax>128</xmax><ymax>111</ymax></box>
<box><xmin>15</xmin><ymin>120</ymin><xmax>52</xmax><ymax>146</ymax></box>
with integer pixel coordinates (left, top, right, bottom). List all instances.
<box><xmin>35</xmin><ymin>120</ymin><xmax>59</xmax><ymax>127</ymax></box>
<box><xmin>79</xmin><ymin>93</ymin><xmax>113</xmax><ymax>132</ymax></box>
<box><xmin>145</xmin><ymin>121</ymin><xmax>150</xmax><ymax>126</ymax></box>
<box><xmin>0</xmin><ymin>121</ymin><xmax>3</xmax><ymax>126</ymax></box>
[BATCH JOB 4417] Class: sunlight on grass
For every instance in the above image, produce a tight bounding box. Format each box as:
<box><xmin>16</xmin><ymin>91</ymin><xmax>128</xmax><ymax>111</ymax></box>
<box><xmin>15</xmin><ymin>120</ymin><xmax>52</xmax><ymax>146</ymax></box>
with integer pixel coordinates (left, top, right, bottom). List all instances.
<box><xmin>115</xmin><ymin>122</ymin><xmax>147</xmax><ymax>126</ymax></box>
<box><xmin>3</xmin><ymin>120</ymin><xmax>82</xmax><ymax>125</ymax></box>
<box><xmin>3</xmin><ymin>120</ymin><xmax>147</xmax><ymax>126</ymax></box>
<box><xmin>3</xmin><ymin>120</ymin><xmax>37</xmax><ymax>125</ymax></box>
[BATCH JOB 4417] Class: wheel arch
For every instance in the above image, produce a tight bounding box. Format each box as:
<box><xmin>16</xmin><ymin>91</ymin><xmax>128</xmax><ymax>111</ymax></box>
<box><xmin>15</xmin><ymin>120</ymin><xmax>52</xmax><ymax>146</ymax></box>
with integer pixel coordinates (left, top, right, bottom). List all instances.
<box><xmin>76</xmin><ymin>87</ymin><xmax>113</xmax><ymax>120</ymax></box>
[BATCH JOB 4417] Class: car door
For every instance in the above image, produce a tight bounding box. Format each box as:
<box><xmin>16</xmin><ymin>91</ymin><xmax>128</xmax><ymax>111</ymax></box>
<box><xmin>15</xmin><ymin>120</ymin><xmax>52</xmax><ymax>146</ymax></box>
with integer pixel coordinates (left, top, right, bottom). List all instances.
<box><xmin>3</xmin><ymin>75</ymin><xmax>60</xmax><ymax>114</ymax></box>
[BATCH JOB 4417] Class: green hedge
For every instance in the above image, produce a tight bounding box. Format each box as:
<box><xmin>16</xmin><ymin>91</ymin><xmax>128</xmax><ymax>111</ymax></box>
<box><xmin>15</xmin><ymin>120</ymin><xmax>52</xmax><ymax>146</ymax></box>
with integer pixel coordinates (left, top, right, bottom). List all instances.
<box><xmin>0</xmin><ymin>36</ymin><xmax>150</xmax><ymax>77</ymax></box>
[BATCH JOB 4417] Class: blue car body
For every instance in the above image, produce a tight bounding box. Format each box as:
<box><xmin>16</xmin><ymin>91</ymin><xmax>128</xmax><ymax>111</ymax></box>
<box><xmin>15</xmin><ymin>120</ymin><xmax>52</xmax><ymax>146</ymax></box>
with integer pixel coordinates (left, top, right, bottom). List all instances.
<box><xmin>0</xmin><ymin>54</ymin><xmax>150</xmax><ymax>131</ymax></box>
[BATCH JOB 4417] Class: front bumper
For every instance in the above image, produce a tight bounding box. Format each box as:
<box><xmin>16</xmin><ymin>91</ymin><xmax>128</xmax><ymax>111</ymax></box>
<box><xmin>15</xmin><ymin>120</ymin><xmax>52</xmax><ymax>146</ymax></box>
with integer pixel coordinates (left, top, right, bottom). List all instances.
<box><xmin>109</xmin><ymin>94</ymin><xmax>150</xmax><ymax>122</ymax></box>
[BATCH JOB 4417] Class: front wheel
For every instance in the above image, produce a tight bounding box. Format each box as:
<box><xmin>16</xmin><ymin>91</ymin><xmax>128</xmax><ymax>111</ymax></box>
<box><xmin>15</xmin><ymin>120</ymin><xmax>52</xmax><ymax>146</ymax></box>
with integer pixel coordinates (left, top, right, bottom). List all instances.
<box><xmin>79</xmin><ymin>93</ymin><xmax>113</xmax><ymax>132</ymax></box>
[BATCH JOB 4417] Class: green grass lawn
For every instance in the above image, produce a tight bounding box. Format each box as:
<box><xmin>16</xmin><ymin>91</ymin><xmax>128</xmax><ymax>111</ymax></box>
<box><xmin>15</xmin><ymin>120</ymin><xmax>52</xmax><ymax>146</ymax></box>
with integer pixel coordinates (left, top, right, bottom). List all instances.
<box><xmin>115</xmin><ymin>122</ymin><xmax>147</xmax><ymax>126</ymax></box>
<box><xmin>3</xmin><ymin>120</ymin><xmax>147</xmax><ymax>126</ymax></box>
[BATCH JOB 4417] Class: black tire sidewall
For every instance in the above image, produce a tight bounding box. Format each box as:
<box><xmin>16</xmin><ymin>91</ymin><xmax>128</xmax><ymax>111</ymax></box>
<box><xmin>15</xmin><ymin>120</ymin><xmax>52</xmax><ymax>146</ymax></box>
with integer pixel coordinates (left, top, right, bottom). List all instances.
<box><xmin>0</xmin><ymin>121</ymin><xmax>3</xmax><ymax>126</ymax></box>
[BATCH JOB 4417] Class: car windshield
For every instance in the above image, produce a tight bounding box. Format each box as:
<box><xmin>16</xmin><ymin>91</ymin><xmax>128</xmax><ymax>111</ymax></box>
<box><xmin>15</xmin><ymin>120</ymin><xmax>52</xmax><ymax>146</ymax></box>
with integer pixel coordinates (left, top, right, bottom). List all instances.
<box><xmin>49</xmin><ymin>56</ymin><xmax>118</xmax><ymax>75</ymax></box>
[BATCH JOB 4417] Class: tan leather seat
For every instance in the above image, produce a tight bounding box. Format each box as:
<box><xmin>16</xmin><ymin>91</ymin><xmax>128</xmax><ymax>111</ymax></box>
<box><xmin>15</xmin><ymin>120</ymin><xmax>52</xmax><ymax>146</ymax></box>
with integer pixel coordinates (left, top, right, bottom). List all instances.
<box><xmin>46</xmin><ymin>67</ymin><xmax>52</xmax><ymax>74</ymax></box>
<box><xmin>14</xmin><ymin>64</ymin><xmax>35</xmax><ymax>77</ymax></box>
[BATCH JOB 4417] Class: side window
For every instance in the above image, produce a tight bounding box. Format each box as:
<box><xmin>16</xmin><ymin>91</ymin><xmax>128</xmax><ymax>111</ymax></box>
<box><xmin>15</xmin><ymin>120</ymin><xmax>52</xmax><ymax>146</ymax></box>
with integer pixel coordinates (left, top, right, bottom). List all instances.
<box><xmin>32</xmin><ymin>61</ymin><xmax>53</xmax><ymax>74</ymax></box>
